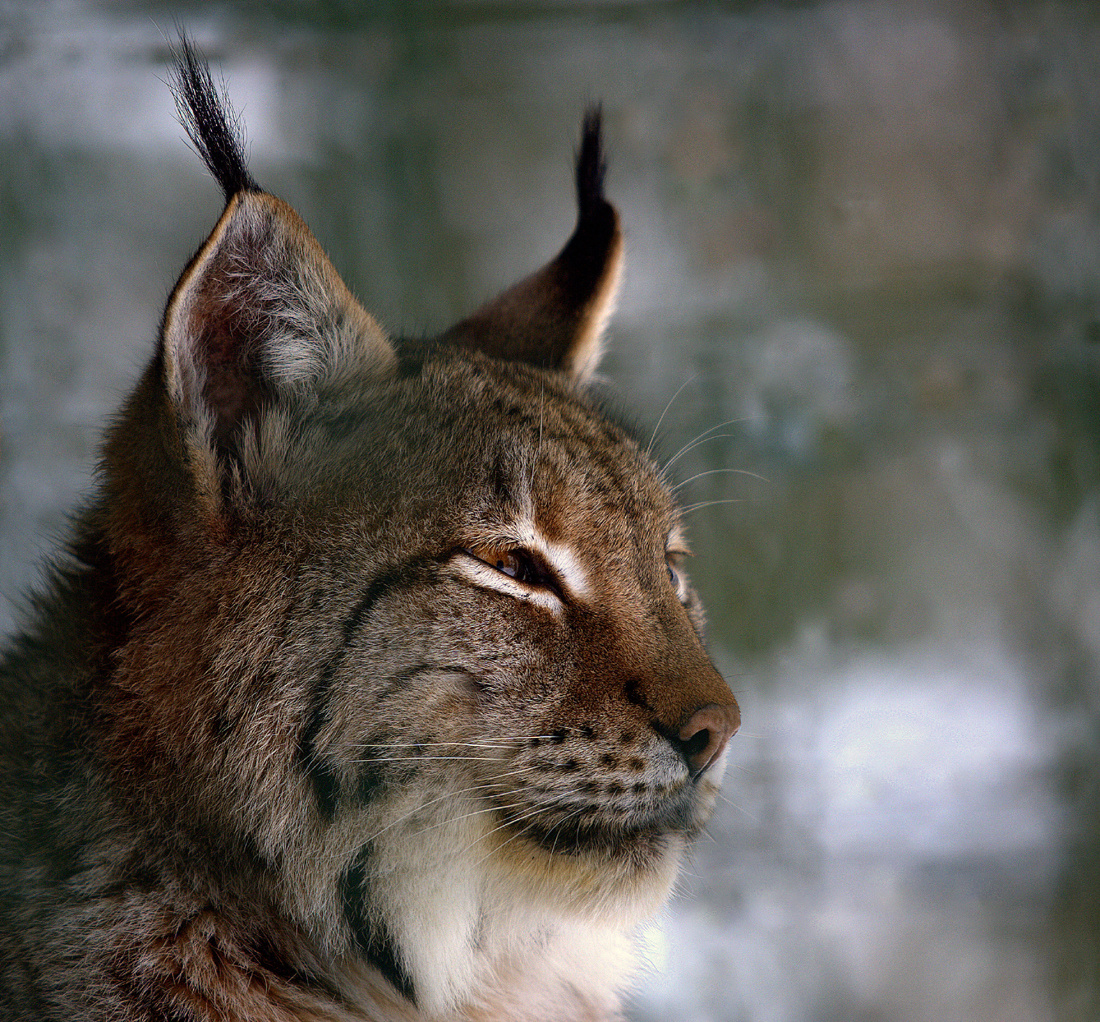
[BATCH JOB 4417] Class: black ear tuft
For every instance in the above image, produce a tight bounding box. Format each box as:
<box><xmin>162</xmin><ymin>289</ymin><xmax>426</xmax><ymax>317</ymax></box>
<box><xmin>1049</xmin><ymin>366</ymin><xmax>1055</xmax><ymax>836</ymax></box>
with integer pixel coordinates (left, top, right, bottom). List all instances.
<box><xmin>170</xmin><ymin>35</ymin><xmax>258</xmax><ymax>200</ymax></box>
<box><xmin>576</xmin><ymin>105</ymin><xmax>609</xmax><ymax>217</ymax></box>
<box><xmin>439</xmin><ymin>105</ymin><xmax>623</xmax><ymax>382</ymax></box>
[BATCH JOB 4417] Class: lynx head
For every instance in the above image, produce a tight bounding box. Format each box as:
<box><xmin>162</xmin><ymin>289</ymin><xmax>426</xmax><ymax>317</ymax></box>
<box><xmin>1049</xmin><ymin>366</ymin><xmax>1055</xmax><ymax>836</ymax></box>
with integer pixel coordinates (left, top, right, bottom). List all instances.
<box><xmin>93</xmin><ymin>41</ymin><xmax>739</xmax><ymax>1015</ymax></box>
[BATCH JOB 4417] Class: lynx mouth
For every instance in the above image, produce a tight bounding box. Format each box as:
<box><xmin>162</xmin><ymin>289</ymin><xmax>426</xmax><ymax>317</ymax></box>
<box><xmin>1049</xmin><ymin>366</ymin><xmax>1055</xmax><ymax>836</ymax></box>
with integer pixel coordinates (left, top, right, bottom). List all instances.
<box><xmin>493</xmin><ymin>782</ymin><xmax>714</xmax><ymax>859</ymax></box>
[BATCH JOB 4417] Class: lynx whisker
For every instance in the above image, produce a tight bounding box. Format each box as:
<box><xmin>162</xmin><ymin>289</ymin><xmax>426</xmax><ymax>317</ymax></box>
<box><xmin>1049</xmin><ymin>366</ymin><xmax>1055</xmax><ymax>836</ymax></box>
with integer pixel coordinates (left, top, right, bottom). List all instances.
<box><xmin>679</xmin><ymin>498</ymin><xmax>747</xmax><ymax>516</ymax></box>
<box><xmin>469</xmin><ymin>800</ymin><xmax>591</xmax><ymax>870</ymax></box>
<box><xmin>715</xmin><ymin>791</ymin><xmax>759</xmax><ymax>824</ymax></box>
<box><xmin>413</xmin><ymin>798</ymin><xmax>518</xmax><ymax>839</ymax></box>
<box><xmin>459</xmin><ymin>787</ymin><xmax>579</xmax><ymax>861</ymax></box>
<box><xmin>672</xmin><ymin>467</ymin><xmax>770</xmax><ymax>492</ymax></box>
<box><xmin>351</xmin><ymin>755</ymin><xmax>505</xmax><ymax>763</ymax></box>
<box><xmin>352</xmin><ymin>738</ymin><xmax>557</xmax><ymax>749</ymax></box>
<box><xmin>661</xmin><ymin>416</ymin><xmax>749</xmax><ymax>474</ymax></box>
<box><xmin>646</xmin><ymin>375</ymin><xmax>697</xmax><ymax>458</ymax></box>
<box><xmin>462</xmin><ymin>807</ymin><xmax>543</xmax><ymax>860</ymax></box>
<box><xmin>546</xmin><ymin>803</ymin><xmax>594</xmax><ymax>858</ymax></box>
<box><xmin>362</xmin><ymin>780</ymin><xmax>519</xmax><ymax>846</ymax></box>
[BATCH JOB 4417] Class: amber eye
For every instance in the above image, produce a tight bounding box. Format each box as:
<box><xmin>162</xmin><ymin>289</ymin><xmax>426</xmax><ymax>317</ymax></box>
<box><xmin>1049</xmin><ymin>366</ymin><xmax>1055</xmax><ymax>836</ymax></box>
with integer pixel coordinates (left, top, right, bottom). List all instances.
<box><xmin>465</xmin><ymin>546</ymin><xmax>548</xmax><ymax>588</ymax></box>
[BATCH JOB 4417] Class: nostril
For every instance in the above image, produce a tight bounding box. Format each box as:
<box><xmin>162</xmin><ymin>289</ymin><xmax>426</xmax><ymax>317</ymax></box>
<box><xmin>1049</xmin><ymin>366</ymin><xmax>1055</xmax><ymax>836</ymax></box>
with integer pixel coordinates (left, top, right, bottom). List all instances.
<box><xmin>676</xmin><ymin>703</ymin><xmax>740</xmax><ymax>777</ymax></box>
<box><xmin>680</xmin><ymin>727</ymin><xmax>711</xmax><ymax>763</ymax></box>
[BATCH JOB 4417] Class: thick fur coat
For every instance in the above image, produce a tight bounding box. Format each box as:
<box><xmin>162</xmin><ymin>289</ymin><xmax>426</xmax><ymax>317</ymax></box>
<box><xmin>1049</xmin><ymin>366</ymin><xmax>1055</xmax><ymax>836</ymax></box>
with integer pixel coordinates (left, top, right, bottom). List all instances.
<box><xmin>0</xmin><ymin>42</ymin><xmax>739</xmax><ymax>1021</ymax></box>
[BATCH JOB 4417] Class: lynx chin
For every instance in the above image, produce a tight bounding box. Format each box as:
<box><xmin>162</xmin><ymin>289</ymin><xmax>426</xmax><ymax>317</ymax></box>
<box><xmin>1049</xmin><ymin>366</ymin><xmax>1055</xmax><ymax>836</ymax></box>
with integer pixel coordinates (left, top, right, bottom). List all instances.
<box><xmin>0</xmin><ymin>38</ymin><xmax>740</xmax><ymax>1022</ymax></box>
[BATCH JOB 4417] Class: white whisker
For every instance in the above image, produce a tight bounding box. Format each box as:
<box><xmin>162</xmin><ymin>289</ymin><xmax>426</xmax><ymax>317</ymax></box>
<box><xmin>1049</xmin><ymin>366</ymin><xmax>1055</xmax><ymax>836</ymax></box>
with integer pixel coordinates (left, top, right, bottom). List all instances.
<box><xmin>481</xmin><ymin>797</ymin><xmax>595</xmax><ymax>868</ymax></box>
<box><xmin>672</xmin><ymin>467</ymin><xmax>770</xmax><ymax>491</ymax></box>
<box><xmin>359</xmin><ymin>761</ymin><xmax>540</xmax><ymax>847</ymax></box>
<box><xmin>660</xmin><ymin>416</ymin><xmax>748</xmax><ymax>474</ymax></box>
<box><xmin>351</xmin><ymin>755</ymin><xmax>504</xmax><ymax>763</ymax></box>
<box><xmin>646</xmin><ymin>376</ymin><xmax>697</xmax><ymax>458</ymax></box>
<box><xmin>715</xmin><ymin>792</ymin><xmax>760</xmax><ymax>824</ymax></box>
<box><xmin>460</xmin><ymin>790</ymin><xmax>583</xmax><ymax>866</ymax></box>
<box><xmin>679</xmin><ymin>498</ymin><xmax>747</xmax><ymax>515</ymax></box>
<box><xmin>412</xmin><ymin>799</ymin><xmax>513</xmax><ymax>838</ymax></box>
<box><xmin>546</xmin><ymin>802</ymin><xmax>593</xmax><ymax>858</ymax></box>
<box><xmin>352</xmin><ymin>738</ymin><xmax>554</xmax><ymax>749</ymax></box>
<box><xmin>662</xmin><ymin>434</ymin><xmax>736</xmax><ymax>475</ymax></box>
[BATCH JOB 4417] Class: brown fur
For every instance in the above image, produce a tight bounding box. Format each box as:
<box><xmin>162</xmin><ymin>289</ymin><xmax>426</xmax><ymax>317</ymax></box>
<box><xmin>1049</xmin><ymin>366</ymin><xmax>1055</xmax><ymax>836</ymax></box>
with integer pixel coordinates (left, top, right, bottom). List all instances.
<box><xmin>0</xmin><ymin>42</ymin><xmax>738</xmax><ymax>1021</ymax></box>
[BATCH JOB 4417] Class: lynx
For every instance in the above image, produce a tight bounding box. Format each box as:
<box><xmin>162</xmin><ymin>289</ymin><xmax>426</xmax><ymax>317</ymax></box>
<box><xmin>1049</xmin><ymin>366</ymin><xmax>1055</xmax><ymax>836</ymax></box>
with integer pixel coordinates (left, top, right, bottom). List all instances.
<box><xmin>0</xmin><ymin>41</ymin><xmax>739</xmax><ymax>1022</ymax></box>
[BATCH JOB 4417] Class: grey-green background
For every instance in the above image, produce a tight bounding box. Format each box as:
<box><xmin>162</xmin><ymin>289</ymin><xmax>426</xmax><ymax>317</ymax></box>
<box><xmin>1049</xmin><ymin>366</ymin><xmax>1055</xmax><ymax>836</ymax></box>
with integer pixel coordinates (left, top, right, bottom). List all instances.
<box><xmin>2</xmin><ymin>2</ymin><xmax>1097</xmax><ymax>1020</ymax></box>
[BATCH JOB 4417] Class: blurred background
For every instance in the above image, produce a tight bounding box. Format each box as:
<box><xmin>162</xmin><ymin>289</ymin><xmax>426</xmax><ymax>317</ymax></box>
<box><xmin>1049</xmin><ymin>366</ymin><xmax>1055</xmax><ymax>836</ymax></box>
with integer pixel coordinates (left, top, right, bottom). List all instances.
<box><xmin>1</xmin><ymin>1</ymin><xmax>1097</xmax><ymax>1019</ymax></box>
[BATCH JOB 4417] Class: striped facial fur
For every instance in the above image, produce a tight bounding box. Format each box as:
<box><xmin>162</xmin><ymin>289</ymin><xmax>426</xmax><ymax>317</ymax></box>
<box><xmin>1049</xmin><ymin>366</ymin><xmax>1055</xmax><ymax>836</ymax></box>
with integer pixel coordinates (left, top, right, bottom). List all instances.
<box><xmin>0</xmin><ymin>39</ymin><xmax>739</xmax><ymax>1022</ymax></box>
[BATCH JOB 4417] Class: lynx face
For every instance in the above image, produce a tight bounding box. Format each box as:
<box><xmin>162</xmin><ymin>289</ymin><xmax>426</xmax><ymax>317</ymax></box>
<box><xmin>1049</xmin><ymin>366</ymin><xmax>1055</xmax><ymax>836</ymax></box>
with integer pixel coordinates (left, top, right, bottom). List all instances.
<box><xmin>0</xmin><ymin>40</ymin><xmax>739</xmax><ymax>1022</ymax></box>
<box><xmin>297</xmin><ymin>355</ymin><xmax>729</xmax><ymax>861</ymax></box>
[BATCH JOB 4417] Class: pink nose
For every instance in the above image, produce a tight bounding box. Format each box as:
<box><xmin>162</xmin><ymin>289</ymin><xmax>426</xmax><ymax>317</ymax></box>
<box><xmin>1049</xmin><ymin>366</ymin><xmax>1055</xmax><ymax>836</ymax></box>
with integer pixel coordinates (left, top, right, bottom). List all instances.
<box><xmin>677</xmin><ymin>702</ymin><xmax>740</xmax><ymax>776</ymax></box>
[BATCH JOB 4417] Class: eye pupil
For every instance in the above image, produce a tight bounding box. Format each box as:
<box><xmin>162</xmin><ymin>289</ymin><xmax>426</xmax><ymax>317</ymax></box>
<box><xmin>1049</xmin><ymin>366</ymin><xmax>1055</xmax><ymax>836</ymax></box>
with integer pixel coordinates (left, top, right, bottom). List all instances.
<box><xmin>466</xmin><ymin>547</ymin><xmax>539</xmax><ymax>585</ymax></box>
<box><xmin>511</xmin><ymin>553</ymin><xmax>534</xmax><ymax>583</ymax></box>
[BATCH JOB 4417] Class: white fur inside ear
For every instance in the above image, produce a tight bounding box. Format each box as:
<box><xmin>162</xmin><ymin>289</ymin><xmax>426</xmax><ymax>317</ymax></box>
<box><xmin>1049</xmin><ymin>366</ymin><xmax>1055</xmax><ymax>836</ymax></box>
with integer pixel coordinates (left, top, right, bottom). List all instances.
<box><xmin>161</xmin><ymin>195</ymin><xmax>241</xmax><ymax>421</ymax></box>
<box><xmin>161</xmin><ymin>191</ymin><xmax>396</xmax><ymax>436</ymax></box>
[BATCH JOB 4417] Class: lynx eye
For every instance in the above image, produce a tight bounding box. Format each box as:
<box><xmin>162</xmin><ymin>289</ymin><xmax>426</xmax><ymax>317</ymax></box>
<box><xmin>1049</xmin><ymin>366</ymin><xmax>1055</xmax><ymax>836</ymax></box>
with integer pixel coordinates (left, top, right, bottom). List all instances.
<box><xmin>665</xmin><ymin>549</ymin><xmax>690</xmax><ymax>593</ymax></box>
<box><xmin>464</xmin><ymin>546</ymin><xmax>551</xmax><ymax>589</ymax></box>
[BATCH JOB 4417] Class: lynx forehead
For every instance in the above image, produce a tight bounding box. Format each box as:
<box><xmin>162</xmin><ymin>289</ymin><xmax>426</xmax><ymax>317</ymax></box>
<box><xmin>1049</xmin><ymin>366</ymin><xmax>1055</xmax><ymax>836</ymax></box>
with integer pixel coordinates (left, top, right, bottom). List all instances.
<box><xmin>0</xmin><ymin>37</ymin><xmax>740</xmax><ymax>1022</ymax></box>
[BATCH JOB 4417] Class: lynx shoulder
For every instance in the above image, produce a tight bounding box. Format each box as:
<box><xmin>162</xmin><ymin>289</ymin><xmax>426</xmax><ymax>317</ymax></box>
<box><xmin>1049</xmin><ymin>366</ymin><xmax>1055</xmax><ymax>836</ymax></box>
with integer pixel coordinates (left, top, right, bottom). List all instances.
<box><xmin>0</xmin><ymin>39</ymin><xmax>739</xmax><ymax>1022</ymax></box>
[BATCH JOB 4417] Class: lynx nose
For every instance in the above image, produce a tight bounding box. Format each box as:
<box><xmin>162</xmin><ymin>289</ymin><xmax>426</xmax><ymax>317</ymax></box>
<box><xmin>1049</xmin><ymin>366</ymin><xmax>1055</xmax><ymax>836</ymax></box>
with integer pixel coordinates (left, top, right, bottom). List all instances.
<box><xmin>677</xmin><ymin>702</ymin><xmax>740</xmax><ymax>777</ymax></box>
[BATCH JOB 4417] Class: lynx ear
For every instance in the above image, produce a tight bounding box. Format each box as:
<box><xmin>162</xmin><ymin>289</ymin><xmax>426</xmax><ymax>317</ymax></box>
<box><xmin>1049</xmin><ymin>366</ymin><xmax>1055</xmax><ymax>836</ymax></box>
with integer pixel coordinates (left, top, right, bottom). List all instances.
<box><xmin>162</xmin><ymin>190</ymin><xmax>395</xmax><ymax>444</ymax></box>
<box><xmin>442</xmin><ymin>109</ymin><xmax>623</xmax><ymax>383</ymax></box>
<box><xmin>163</xmin><ymin>39</ymin><xmax>393</xmax><ymax>444</ymax></box>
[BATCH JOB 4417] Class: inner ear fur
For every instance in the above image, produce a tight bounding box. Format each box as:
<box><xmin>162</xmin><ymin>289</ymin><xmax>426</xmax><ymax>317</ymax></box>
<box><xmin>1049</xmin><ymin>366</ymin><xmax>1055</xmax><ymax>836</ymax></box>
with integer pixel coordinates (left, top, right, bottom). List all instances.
<box><xmin>442</xmin><ymin>109</ymin><xmax>623</xmax><ymax>383</ymax></box>
<box><xmin>162</xmin><ymin>190</ymin><xmax>395</xmax><ymax>446</ymax></box>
